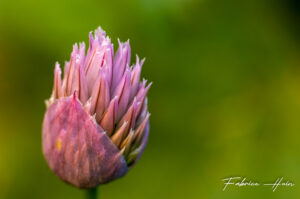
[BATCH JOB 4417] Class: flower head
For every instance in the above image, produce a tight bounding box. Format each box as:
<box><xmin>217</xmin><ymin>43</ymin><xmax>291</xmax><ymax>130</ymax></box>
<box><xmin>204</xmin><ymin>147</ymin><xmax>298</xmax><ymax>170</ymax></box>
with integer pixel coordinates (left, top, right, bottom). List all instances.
<box><xmin>42</xmin><ymin>27</ymin><xmax>151</xmax><ymax>188</ymax></box>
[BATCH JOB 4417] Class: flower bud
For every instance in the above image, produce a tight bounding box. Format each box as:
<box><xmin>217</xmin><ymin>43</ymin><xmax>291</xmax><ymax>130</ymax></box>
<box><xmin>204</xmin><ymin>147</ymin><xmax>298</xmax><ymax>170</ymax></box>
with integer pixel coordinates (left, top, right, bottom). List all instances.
<box><xmin>42</xmin><ymin>27</ymin><xmax>151</xmax><ymax>188</ymax></box>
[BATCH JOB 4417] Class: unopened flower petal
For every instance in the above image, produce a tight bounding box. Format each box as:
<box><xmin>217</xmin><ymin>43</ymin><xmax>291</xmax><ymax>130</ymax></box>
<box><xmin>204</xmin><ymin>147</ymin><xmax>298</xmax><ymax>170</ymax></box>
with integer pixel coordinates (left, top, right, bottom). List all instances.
<box><xmin>100</xmin><ymin>96</ymin><xmax>118</xmax><ymax>136</ymax></box>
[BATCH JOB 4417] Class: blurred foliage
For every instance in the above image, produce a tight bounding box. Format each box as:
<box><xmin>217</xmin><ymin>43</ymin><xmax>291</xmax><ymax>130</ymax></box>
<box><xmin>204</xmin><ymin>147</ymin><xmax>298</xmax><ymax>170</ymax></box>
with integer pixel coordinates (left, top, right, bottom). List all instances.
<box><xmin>0</xmin><ymin>0</ymin><xmax>299</xmax><ymax>198</ymax></box>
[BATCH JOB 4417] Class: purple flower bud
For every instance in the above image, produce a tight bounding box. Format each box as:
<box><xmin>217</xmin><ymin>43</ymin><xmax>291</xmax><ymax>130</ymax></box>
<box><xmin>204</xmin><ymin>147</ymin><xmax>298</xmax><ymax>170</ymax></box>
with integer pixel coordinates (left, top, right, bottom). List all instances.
<box><xmin>42</xmin><ymin>27</ymin><xmax>151</xmax><ymax>189</ymax></box>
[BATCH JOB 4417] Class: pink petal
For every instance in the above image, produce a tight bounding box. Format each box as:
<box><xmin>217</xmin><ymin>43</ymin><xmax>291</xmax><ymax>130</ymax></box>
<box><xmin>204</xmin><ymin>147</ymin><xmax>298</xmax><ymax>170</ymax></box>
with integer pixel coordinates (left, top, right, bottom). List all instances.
<box><xmin>90</xmin><ymin>70</ymin><xmax>110</xmax><ymax>122</ymax></box>
<box><xmin>112</xmin><ymin>40</ymin><xmax>131</xmax><ymax>90</ymax></box>
<box><xmin>113</xmin><ymin>70</ymin><xmax>131</xmax><ymax>122</ymax></box>
<box><xmin>100</xmin><ymin>96</ymin><xmax>118</xmax><ymax>136</ymax></box>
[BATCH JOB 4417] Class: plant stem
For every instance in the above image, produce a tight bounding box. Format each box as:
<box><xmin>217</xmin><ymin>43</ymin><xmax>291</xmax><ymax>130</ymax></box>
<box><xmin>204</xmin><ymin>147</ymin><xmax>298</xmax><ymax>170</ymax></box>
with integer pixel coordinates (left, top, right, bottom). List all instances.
<box><xmin>86</xmin><ymin>187</ymin><xmax>98</xmax><ymax>199</ymax></box>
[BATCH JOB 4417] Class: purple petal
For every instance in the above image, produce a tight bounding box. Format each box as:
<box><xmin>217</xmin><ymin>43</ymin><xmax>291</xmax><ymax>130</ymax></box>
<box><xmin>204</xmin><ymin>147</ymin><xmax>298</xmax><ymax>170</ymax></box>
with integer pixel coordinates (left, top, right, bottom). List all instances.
<box><xmin>112</xmin><ymin>40</ymin><xmax>131</xmax><ymax>90</ymax></box>
<box><xmin>135</xmin><ymin>81</ymin><xmax>152</xmax><ymax>116</ymax></box>
<box><xmin>111</xmin><ymin>121</ymin><xmax>128</xmax><ymax>148</ymax></box>
<box><xmin>84</xmin><ymin>45</ymin><xmax>105</xmax><ymax>93</ymax></box>
<box><xmin>100</xmin><ymin>96</ymin><xmax>118</xmax><ymax>136</ymax></box>
<box><xmin>78</xmin><ymin>64</ymin><xmax>88</xmax><ymax>104</ymax></box>
<box><xmin>113</xmin><ymin>70</ymin><xmax>131</xmax><ymax>122</ymax></box>
<box><xmin>130</xmin><ymin>56</ymin><xmax>144</xmax><ymax>101</ymax></box>
<box><xmin>52</xmin><ymin>62</ymin><xmax>63</xmax><ymax>99</ymax></box>
<box><xmin>117</xmin><ymin>98</ymin><xmax>138</xmax><ymax>136</ymax></box>
<box><xmin>90</xmin><ymin>70</ymin><xmax>110</xmax><ymax>122</ymax></box>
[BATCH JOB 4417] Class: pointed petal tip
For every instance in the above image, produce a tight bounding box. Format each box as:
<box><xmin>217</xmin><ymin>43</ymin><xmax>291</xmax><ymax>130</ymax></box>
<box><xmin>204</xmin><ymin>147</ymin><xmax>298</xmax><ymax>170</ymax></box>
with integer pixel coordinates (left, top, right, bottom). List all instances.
<box><xmin>54</xmin><ymin>62</ymin><xmax>62</xmax><ymax>76</ymax></box>
<box><xmin>73</xmin><ymin>43</ymin><xmax>79</xmax><ymax>51</ymax></box>
<box><xmin>111</xmin><ymin>121</ymin><xmax>128</xmax><ymax>147</ymax></box>
<box><xmin>120</xmin><ymin>130</ymin><xmax>135</xmax><ymax>156</ymax></box>
<box><xmin>141</xmin><ymin>57</ymin><xmax>146</xmax><ymax>63</ymax></box>
<box><xmin>135</xmin><ymin>55</ymin><xmax>145</xmax><ymax>65</ymax></box>
<box><xmin>113</xmin><ymin>95</ymin><xmax>119</xmax><ymax>100</ymax></box>
<box><xmin>119</xmin><ymin>146</ymin><xmax>126</xmax><ymax>155</ymax></box>
<box><xmin>146</xmin><ymin>81</ymin><xmax>153</xmax><ymax>89</ymax></box>
<box><xmin>117</xmin><ymin>38</ymin><xmax>121</xmax><ymax>45</ymax></box>
<box><xmin>95</xmin><ymin>26</ymin><xmax>106</xmax><ymax>37</ymax></box>
<box><xmin>79</xmin><ymin>42</ymin><xmax>85</xmax><ymax>49</ymax></box>
<box><xmin>72</xmin><ymin>90</ymin><xmax>78</xmax><ymax>101</ymax></box>
<box><xmin>84</xmin><ymin>98</ymin><xmax>92</xmax><ymax>113</ymax></box>
<box><xmin>55</xmin><ymin>61</ymin><xmax>60</xmax><ymax>68</ymax></box>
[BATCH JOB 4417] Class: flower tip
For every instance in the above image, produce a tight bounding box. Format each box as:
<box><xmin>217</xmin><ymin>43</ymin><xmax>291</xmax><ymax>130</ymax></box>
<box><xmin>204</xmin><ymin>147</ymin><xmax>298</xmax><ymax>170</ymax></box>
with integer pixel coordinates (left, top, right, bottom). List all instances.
<box><xmin>112</xmin><ymin>95</ymin><xmax>119</xmax><ymax>101</ymax></box>
<box><xmin>119</xmin><ymin>146</ymin><xmax>126</xmax><ymax>154</ymax></box>
<box><xmin>147</xmin><ymin>81</ymin><xmax>153</xmax><ymax>89</ymax></box>
<box><xmin>125</xmin><ymin>66</ymin><xmax>131</xmax><ymax>73</ymax></box>
<box><xmin>55</xmin><ymin>62</ymin><xmax>61</xmax><ymax>73</ymax></box>
<box><xmin>135</xmin><ymin>54</ymin><xmax>140</xmax><ymax>62</ymax></box>
<box><xmin>95</xmin><ymin>26</ymin><xmax>106</xmax><ymax>37</ymax></box>
<box><xmin>84</xmin><ymin>98</ymin><xmax>92</xmax><ymax>112</ymax></box>
<box><xmin>72</xmin><ymin>90</ymin><xmax>78</xmax><ymax>101</ymax></box>
<box><xmin>133</xmin><ymin>97</ymin><xmax>137</xmax><ymax>103</ymax></box>
<box><xmin>79</xmin><ymin>42</ymin><xmax>85</xmax><ymax>48</ymax></box>
<box><xmin>141</xmin><ymin>57</ymin><xmax>146</xmax><ymax>66</ymax></box>
<box><xmin>72</xmin><ymin>43</ymin><xmax>78</xmax><ymax>51</ymax></box>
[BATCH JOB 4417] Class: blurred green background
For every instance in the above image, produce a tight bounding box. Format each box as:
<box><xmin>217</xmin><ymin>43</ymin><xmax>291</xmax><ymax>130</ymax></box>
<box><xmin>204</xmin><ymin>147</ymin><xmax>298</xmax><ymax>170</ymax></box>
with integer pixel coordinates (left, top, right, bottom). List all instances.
<box><xmin>0</xmin><ymin>0</ymin><xmax>299</xmax><ymax>198</ymax></box>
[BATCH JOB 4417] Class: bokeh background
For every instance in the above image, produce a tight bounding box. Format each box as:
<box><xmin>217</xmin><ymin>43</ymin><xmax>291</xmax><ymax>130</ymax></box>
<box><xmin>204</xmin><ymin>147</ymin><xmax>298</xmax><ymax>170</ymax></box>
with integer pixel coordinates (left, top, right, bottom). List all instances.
<box><xmin>0</xmin><ymin>0</ymin><xmax>299</xmax><ymax>198</ymax></box>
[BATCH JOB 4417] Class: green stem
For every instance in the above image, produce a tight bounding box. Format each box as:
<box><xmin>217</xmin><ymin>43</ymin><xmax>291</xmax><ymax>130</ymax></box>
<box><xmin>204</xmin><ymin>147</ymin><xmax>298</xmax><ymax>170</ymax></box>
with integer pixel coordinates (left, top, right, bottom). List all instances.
<box><xmin>86</xmin><ymin>187</ymin><xmax>98</xmax><ymax>199</ymax></box>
